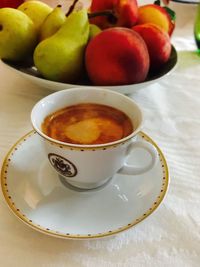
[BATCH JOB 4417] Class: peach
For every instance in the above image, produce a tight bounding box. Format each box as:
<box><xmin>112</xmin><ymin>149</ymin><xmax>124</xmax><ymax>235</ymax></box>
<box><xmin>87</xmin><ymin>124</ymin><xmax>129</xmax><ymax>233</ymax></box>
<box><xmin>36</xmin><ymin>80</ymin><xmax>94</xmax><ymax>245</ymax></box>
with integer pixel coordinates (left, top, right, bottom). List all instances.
<box><xmin>137</xmin><ymin>4</ymin><xmax>174</xmax><ymax>36</ymax></box>
<box><xmin>89</xmin><ymin>0</ymin><xmax>138</xmax><ymax>29</ymax></box>
<box><xmin>85</xmin><ymin>27</ymin><xmax>150</xmax><ymax>86</ymax></box>
<box><xmin>132</xmin><ymin>23</ymin><xmax>171</xmax><ymax>71</ymax></box>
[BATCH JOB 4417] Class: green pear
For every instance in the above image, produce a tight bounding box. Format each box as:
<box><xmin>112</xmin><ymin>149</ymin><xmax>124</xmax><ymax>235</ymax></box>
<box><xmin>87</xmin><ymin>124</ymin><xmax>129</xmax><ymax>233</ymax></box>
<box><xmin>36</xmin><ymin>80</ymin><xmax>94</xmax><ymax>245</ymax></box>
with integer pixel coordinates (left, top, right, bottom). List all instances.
<box><xmin>0</xmin><ymin>8</ymin><xmax>37</xmax><ymax>62</ymax></box>
<box><xmin>18</xmin><ymin>0</ymin><xmax>52</xmax><ymax>32</ymax></box>
<box><xmin>34</xmin><ymin>9</ymin><xmax>90</xmax><ymax>83</ymax></box>
<box><xmin>39</xmin><ymin>5</ymin><xmax>66</xmax><ymax>41</ymax></box>
<box><xmin>89</xmin><ymin>24</ymin><xmax>102</xmax><ymax>40</ymax></box>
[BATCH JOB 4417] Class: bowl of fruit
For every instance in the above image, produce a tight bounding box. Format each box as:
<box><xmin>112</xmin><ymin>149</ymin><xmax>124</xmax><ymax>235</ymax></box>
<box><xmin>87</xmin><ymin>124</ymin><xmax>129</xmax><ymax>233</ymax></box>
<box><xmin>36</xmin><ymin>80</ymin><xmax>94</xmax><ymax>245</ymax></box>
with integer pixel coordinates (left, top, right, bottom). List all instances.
<box><xmin>0</xmin><ymin>0</ymin><xmax>177</xmax><ymax>94</ymax></box>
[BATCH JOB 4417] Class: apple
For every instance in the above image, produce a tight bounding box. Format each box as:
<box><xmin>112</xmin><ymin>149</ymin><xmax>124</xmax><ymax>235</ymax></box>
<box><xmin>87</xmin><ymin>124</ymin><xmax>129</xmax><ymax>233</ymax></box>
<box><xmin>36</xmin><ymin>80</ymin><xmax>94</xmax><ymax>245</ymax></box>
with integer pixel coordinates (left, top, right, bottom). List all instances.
<box><xmin>18</xmin><ymin>0</ymin><xmax>53</xmax><ymax>32</ymax></box>
<box><xmin>137</xmin><ymin>4</ymin><xmax>174</xmax><ymax>36</ymax></box>
<box><xmin>133</xmin><ymin>23</ymin><xmax>171</xmax><ymax>70</ymax></box>
<box><xmin>0</xmin><ymin>0</ymin><xmax>24</xmax><ymax>8</ymax></box>
<box><xmin>0</xmin><ymin>8</ymin><xmax>37</xmax><ymax>62</ymax></box>
<box><xmin>85</xmin><ymin>27</ymin><xmax>150</xmax><ymax>86</ymax></box>
<box><xmin>89</xmin><ymin>0</ymin><xmax>138</xmax><ymax>29</ymax></box>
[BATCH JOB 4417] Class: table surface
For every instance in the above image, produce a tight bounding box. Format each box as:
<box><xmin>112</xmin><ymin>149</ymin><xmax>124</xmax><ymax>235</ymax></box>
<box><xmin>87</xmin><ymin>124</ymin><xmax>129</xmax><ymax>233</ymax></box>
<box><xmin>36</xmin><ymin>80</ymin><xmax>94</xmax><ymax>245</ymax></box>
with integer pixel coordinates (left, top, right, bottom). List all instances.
<box><xmin>0</xmin><ymin>1</ymin><xmax>200</xmax><ymax>267</ymax></box>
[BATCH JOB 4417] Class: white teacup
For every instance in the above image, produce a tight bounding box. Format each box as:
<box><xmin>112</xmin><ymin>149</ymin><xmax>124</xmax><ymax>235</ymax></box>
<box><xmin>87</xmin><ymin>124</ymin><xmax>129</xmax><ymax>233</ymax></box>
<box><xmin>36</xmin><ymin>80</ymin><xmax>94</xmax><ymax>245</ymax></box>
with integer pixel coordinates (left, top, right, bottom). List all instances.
<box><xmin>31</xmin><ymin>87</ymin><xmax>158</xmax><ymax>190</ymax></box>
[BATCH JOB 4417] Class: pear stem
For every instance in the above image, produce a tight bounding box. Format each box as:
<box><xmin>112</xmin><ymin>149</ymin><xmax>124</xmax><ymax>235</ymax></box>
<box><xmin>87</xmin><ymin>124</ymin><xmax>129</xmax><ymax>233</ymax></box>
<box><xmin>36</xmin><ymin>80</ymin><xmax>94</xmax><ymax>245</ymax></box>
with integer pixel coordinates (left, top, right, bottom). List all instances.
<box><xmin>66</xmin><ymin>0</ymin><xmax>79</xmax><ymax>16</ymax></box>
<box><xmin>88</xmin><ymin>10</ymin><xmax>118</xmax><ymax>24</ymax></box>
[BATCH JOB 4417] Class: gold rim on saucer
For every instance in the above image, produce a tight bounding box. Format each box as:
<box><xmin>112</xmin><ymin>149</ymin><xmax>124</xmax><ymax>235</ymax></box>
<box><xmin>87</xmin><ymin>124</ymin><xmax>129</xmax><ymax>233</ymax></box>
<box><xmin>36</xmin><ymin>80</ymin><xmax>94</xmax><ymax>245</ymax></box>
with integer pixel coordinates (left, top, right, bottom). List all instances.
<box><xmin>1</xmin><ymin>130</ymin><xmax>169</xmax><ymax>239</ymax></box>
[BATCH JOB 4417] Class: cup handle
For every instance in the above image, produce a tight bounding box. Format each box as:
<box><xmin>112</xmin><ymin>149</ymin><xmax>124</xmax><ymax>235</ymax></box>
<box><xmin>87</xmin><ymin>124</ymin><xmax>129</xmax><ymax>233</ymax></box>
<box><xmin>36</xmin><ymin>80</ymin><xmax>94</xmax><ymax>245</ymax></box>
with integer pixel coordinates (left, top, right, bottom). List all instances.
<box><xmin>118</xmin><ymin>141</ymin><xmax>158</xmax><ymax>175</ymax></box>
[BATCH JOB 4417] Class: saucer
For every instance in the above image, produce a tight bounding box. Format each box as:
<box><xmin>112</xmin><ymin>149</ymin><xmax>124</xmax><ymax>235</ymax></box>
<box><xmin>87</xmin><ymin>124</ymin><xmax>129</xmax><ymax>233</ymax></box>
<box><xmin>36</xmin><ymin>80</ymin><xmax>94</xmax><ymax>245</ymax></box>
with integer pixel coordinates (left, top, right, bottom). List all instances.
<box><xmin>1</xmin><ymin>131</ymin><xmax>169</xmax><ymax>239</ymax></box>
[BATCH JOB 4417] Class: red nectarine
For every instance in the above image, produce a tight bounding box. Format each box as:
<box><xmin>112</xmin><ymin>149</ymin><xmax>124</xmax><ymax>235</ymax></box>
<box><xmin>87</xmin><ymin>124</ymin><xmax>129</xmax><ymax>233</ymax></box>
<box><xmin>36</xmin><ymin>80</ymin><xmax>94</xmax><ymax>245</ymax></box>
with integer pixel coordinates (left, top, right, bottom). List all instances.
<box><xmin>89</xmin><ymin>0</ymin><xmax>138</xmax><ymax>29</ymax></box>
<box><xmin>0</xmin><ymin>0</ymin><xmax>24</xmax><ymax>8</ymax></box>
<box><xmin>133</xmin><ymin>23</ymin><xmax>171</xmax><ymax>70</ymax></box>
<box><xmin>85</xmin><ymin>27</ymin><xmax>150</xmax><ymax>86</ymax></box>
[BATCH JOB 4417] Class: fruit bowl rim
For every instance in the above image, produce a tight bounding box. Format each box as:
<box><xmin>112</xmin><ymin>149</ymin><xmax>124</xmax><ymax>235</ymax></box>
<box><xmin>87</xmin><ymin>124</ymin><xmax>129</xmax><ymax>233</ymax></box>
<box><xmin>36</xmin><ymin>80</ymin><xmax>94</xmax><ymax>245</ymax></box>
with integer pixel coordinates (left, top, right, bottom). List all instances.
<box><xmin>1</xmin><ymin>45</ymin><xmax>178</xmax><ymax>95</ymax></box>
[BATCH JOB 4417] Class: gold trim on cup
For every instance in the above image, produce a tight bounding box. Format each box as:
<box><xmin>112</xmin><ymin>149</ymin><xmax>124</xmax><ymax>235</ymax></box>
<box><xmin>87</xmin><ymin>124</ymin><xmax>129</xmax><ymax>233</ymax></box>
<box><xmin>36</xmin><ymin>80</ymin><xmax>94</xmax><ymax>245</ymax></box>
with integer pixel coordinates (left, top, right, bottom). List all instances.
<box><xmin>1</xmin><ymin>130</ymin><xmax>169</xmax><ymax>239</ymax></box>
<box><xmin>31</xmin><ymin>123</ymin><xmax>140</xmax><ymax>151</ymax></box>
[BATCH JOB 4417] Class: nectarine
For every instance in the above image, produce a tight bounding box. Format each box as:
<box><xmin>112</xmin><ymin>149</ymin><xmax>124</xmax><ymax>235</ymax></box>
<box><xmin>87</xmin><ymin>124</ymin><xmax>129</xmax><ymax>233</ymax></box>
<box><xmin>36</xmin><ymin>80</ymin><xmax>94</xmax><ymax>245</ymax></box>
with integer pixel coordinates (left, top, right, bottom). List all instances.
<box><xmin>137</xmin><ymin>4</ymin><xmax>174</xmax><ymax>36</ymax></box>
<box><xmin>89</xmin><ymin>0</ymin><xmax>138</xmax><ymax>29</ymax></box>
<box><xmin>133</xmin><ymin>23</ymin><xmax>171</xmax><ymax>70</ymax></box>
<box><xmin>85</xmin><ymin>27</ymin><xmax>150</xmax><ymax>86</ymax></box>
<box><xmin>0</xmin><ymin>0</ymin><xmax>24</xmax><ymax>8</ymax></box>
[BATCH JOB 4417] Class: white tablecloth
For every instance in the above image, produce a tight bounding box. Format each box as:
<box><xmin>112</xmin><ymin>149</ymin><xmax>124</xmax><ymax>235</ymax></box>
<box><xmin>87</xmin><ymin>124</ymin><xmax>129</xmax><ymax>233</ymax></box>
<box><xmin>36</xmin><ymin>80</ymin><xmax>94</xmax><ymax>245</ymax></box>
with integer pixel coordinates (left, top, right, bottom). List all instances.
<box><xmin>0</xmin><ymin>1</ymin><xmax>200</xmax><ymax>267</ymax></box>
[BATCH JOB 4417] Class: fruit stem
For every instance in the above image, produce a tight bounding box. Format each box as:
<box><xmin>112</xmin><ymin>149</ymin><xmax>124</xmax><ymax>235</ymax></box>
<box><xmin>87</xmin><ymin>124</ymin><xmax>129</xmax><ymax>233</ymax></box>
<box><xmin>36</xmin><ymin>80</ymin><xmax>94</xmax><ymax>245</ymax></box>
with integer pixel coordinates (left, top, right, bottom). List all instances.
<box><xmin>154</xmin><ymin>0</ymin><xmax>161</xmax><ymax>5</ymax></box>
<box><xmin>88</xmin><ymin>10</ymin><xmax>118</xmax><ymax>24</ymax></box>
<box><xmin>66</xmin><ymin>0</ymin><xmax>79</xmax><ymax>16</ymax></box>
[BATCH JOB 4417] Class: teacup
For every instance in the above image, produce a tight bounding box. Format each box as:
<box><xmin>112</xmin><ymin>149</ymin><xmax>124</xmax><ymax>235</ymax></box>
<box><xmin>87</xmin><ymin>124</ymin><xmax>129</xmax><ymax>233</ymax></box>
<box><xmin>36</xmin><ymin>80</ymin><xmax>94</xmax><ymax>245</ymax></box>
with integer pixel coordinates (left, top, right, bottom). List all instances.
<box><xmin>31</xmin><ymin>87</ymin><xmax>158</xmax><ymax>190</ymax></box>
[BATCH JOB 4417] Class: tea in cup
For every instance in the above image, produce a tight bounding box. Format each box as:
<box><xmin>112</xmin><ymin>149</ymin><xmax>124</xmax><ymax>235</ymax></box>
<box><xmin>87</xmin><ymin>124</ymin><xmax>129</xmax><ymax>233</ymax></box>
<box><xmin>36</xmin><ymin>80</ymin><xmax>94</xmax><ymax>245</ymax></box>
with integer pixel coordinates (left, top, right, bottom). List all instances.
<box><xmin>31</xmin><ymin>87</ymin><xmax>158</xmax><ymax>190</ymax></box>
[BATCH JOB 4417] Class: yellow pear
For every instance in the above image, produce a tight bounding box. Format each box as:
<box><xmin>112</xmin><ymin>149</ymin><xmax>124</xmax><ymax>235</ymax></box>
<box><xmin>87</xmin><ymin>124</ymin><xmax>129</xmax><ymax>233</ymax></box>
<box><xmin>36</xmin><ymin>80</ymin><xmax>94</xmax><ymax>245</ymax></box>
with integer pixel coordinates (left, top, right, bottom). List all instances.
<box><xmin>39</xmin><ymin>5</ymin><xmax>66</xmax><ymax>41</ymax></box>
<box><xmin>18</xmin><ymin>0</ymin><xmax>52</xmax><ymax>32</ymax></box>
<box><xmin>89</xmin><ymin>24</ymin><xmax>101</xmax><ymax>40</ymax></box>
<box><xmin>0</xmin><ymin>8</ymin><xmax>37</xmax><ymax>62</ymax></box>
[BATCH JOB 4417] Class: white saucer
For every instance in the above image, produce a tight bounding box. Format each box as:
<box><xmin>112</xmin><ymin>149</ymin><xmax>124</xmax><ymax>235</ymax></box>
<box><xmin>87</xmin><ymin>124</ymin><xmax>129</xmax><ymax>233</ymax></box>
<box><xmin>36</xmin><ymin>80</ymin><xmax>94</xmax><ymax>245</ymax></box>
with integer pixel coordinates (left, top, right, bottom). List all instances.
<box><xmin>1</xmin><ymin>131</ymin><xmax>169</xmax><ymax>239</ymax></box>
